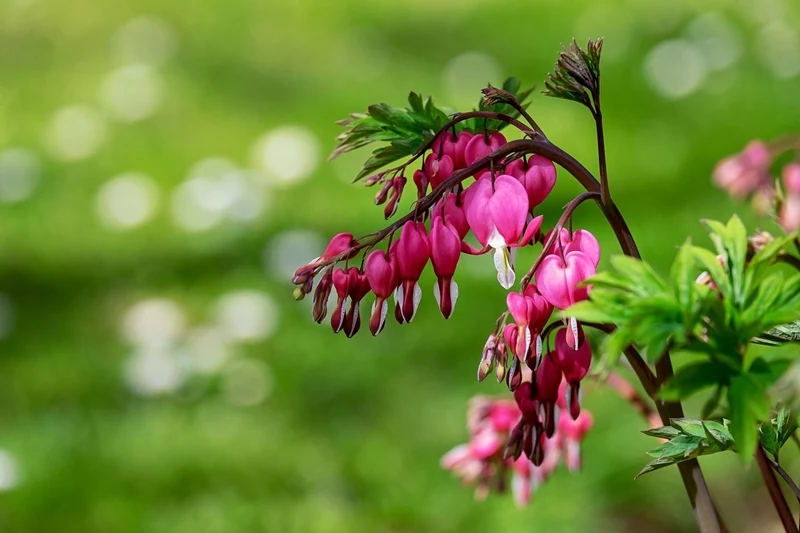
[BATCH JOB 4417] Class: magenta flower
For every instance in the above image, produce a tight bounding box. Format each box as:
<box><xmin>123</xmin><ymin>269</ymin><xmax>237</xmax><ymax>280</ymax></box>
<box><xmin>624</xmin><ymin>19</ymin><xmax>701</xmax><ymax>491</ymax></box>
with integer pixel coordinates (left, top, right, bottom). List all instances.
<box><xmin>383</xmin><ymin>176</ymin><xmax>407</xmax><ymax>219</ymax></box>
<box><xmin>536</xmin><ymin>353</ymin><xmax>563</xmax><ymax>437</ymax></box>
<box><xmin>554</xmin><ymin>328</ymin><xmax>592</xmax><ymax>419</ymax></box>
<box><xmin>535</xmin><ymin>250</ymin><xmax>596</xmax><ymax>310</ymax></box>
<box><xmin>506</xmin><ymin>155</ymin><xmax>558</xmax><ymax>210</ymax></box>
<box><xmin>365</xmin><ymin>250</ymin><xmax>398</xmax><ymax>335</ymax></box>
<box><xmin>343</xmin><ymin>268</ymin><xmax>371</xmax><ymax>338</ymax></box>
<box><xmin>311</xmin><ymin>268</ymin><xmax>333</xmax><ymax>323</ymax></box>
<box><xmin>464</xmin><ymin>175</ymin><xmax>544</xmax><ymax>289</ymax></box>
<box><xmin>394</xmin><ymin>221</ymin><xmax>430</xmax><ymax>323</ymax></box>
<box><xmin>293</xmin><ymin>232</ymin><xmax>358</xmax><ymax>284</ymax></box>
<box><xmin>412</xmin><ymin>168</ymin><xmax>428</xmax><ymax>199</ymax></box>
<box><xmin>433</xmin><ymin>193</ymin><xmax>470</xmax><ymax>239</ymax></box>
<box><xmin>545</xmin><ymin>228</ymin><xmax>600</xmax><ymax>267</ymax></box>
<box><xmin>430</xmin><ymin>217</ymin><xmax>461</xmax><ymax>319</ymax></box>
<box><xmin>330</xmin><ymin>268</ymin><xmax>350</xmax><ymax>334</ymax></box>
<box><xmin>424</xmin><ymin>153</ymin><xmax>455</xmax><ymax>189</ymax></box>
<box><xmin>464</xmin><ymin>131</ymin><xmax>507</xmax><ymax>167</ymax></box>
<box><xmin>506</xmin><ymin>284</ymin><xmax>553</xmax><ymax>364</ymax></box>
<box><xmin>452</xmin><ymin>131</ymin><xmax>474</xmax><ymax>169</ymax></box>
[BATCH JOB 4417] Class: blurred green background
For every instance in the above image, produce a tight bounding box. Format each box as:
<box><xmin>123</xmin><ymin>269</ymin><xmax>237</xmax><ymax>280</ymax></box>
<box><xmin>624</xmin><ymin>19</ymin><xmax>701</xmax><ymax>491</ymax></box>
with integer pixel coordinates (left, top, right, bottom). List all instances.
<box><xmin>0</xmin><ymin>0</ymin><xmax>799</xmax><ymax>531</ymax></box>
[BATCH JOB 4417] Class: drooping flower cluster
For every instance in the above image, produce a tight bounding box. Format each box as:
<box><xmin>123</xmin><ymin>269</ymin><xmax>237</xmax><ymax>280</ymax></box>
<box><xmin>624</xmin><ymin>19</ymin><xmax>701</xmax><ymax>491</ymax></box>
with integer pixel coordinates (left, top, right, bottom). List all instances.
<box><xmin>292</xmin><ymin>125</ymin><xmax>602</xmax><ymax>505</ymax></box>
<box><xmin>713</xmin><ymin>137</ymin><xmax>800</xmax><ymax>232</ymax></box>
<box><xmin>441</xmin><ymin>393</ymin><xmax>592</xmax><ymax>506</ymax></box>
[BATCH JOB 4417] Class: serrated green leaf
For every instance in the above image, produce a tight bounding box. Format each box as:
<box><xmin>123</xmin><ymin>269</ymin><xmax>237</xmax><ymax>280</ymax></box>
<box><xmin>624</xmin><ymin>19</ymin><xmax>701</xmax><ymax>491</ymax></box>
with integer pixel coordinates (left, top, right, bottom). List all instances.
<box><xmin>642</xmin><ymin>426</ymin><xmax>681</xmax><ymax>439</ymax></box>
<box><xmin>671</xmin><ymin>240</ymin><xmax>696</xmax><ymax>314</ymax></box>
<box><xmin>609</xmin><ymin>255</ymin><xmax>668</xmax><ymax>296</ymax></box>
<box><xmin>660</xmin><ymin>362</ymin><xmax>728</xmax><ymax>401</ymax></box>
<box><xmin>636</xmin><ymin>456</ymin><xmax>680</xmax><ymax>478</ymax></box>
<box><xmin>647</xmin><ymin>435</ymin><xmax>703</xmax><ymax>458</ymax></box>
<box><xmin>407</xmin><ymin>91</ymin><xmax>424</xmax><ymax>114</ymax></box>
<box><xmin>560</xmin><ymin>301</ymin><xmax>617</xmax><ymax>324</ymax></box>
<box><xmin>670</xmin><ymin>418</ymin><xmax>708</xmax><ymax>439</ymax></box>
<box><xmin>703</xmin><ymin>420</ymin><xmax>735</xmax><ymax>448</ymax></box>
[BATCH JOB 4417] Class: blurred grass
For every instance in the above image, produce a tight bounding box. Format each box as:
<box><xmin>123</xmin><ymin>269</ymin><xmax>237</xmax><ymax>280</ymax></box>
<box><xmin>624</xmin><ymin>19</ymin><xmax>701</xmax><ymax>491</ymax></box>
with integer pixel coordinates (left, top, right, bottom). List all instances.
<box><xmin>0</xmin><ymin>0</ymin><xmax>799</xmax><ymax>532</ymax></box>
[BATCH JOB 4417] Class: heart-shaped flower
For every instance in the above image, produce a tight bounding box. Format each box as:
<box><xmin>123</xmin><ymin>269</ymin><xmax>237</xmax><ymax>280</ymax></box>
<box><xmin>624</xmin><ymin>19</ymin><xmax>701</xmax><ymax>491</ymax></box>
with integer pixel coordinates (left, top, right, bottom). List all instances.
<box><xmin>535</xmin><ymin>251</ymin><xmax>596</xmax><ymax>310</ymax></box>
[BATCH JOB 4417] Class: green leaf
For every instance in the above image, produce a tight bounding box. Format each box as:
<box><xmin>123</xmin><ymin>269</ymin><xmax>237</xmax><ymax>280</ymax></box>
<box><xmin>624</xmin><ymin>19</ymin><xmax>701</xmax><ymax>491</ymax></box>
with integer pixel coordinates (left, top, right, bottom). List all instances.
<box><xmin>560</xmin><ymin>301</ymin><xmax>617</xmax><ymax>324</ymax></box>
<box><xmin>659</xmin><ymin>362</ymin><xmax>729</xmax><ymax>401</ymax></box>
<box><xmin>636</xmin><ymin>457</ymin><xmax>680</xmax><ymax>478</ymax></box>
<box><xmin>703</xmin><ymin>420</ymin><xmax>735</xmax><ymax>448</ymax></box>
<box><xmin>671</xmin><ymin>240</ymin><xmax>696</xmax><ymax>314</ymax></box>
<box><xmin>642</xmin><ymin>426</ymin><xmax>681</xmax><ymax>439</ymax></box>
<box><xmin>647</xmin><ymin>434</ymin><xmax>703</xmax><ymax>458</ymax></box>
<box><xmin>609</xmin><ymin>255</ymin><xmax>668</xmax><ymax>296</ymax></box>
<box><xmin>670</xmin><ymin>418</ymin><xmax>708</xmax><ymax>439</ymax></box>
<box><xmin>728</xmin><ymin>374</ymin><xmax>770</xmax><ymax>462</ymax></box>
<box><xmin>759</xmin><ymin>421</ymin><xmax>780</xmax><ymax>458</ymax></box>
<box><xmin>776</xmin><ymin>407</ymin><xmax>797</xmax><ymax>451</ymax></box>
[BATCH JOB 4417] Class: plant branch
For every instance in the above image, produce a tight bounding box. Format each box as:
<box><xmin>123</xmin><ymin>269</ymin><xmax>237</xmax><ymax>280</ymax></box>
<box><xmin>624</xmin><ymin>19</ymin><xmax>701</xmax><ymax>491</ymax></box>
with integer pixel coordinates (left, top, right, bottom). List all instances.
<box><xmin>777</xmin><ymin>253</ymin><xmax>800</xmax><ymax>272</ymax></box>
<box><xmin>768</xmin><ymin>456</ymin><xmax>800</xmax><ymax>502</ymax></box>
<box><xmin>757</xmin><ymin>445</ymin><xmax>798</xmax><ymax>533</ymax></box>
<box><xmin>592</xmin><ymin>106</ymin><xmax>611</xmax><ymax>207</ymax></box>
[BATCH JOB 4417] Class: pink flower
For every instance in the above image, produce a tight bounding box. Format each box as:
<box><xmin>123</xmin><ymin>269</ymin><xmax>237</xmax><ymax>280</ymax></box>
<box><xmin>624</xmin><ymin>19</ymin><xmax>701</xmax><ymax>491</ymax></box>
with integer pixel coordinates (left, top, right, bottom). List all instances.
<box><xmin>554</xmin><ymin>328</ymin><xmax>592</xmax><ymax>419</ymax></box>
<box><xmin>433</xmin><ymin>193</ymin><xmax>470</xmax><ymax>239</ymax></box>
<box><xmin>383</xmin><ymin>176</ymin><xmax>407</xmax><ymax>219</ymax></box>
<box><xmin>505</xmin><ymin>284</ymin><xmax>553</xmax><ymax>364</ymax></box>
<box><xmin>311</xmin><ymin>268</ymin><xmax>333</xmax><ymax>324</ymax></box>
<box><xmin>536</xmin><ymin>353</ymin><xmax>563</xmax><ymax>437</ymax></box>
<box><xmin>430</xmin><ymin>217</ymin><xmax>461</xmax><ymax>318</ymax></box>
<box><xmin>558</xmin><ymin>409</ymin><xmax>593</xmax><ymax>472</ymax></box>
<box><xmin>545</xmin><ymin>228</ymin><xmax>600</xmax><ymax>267</ymax></box>
<box><xmin>424</xmin><ymin>153</ymin><xmax>454</xmax><ymax>189</ymax></box>
<box><xmin>505</xmin><ymin>155</ymin><xmax>558</xmax><ymax>210</ymax></box>
<box><xmin>464</xmin><ymin>175</ymin><xmax>544</xmax><ymax>288</ymax></box>
<box><xmin>365</xmin><ymin>250</ymin><xmax>398</xmax><ymax>335</ymax></box>
<box><xmin>535</xmin><ymin>250</ymin><xmax>596</xmax><ymax>310</ymax></box>
<box><xmin>330</xmin><ymin>268</ymin><xmax>350</xmax><ymax>334</ymax></box>
<box><xmin>343</xmin><ymin>268</ymin><xmax>371</xmax><ymax>337</ymax></box>
<box><xmin>784</xmin><ymin>163</ymin><xmax>800</xmax><ymax>195</ymax></box>
<box><xmin>413</xmin><ymin>169</ymin><xmax>428</xmax><ymax>199</ymax></box>
<box><xmin>713</xmin><ymin>140</ymin><xmax>771</xmax><ymax>198</ymax></box>
<box><xmin>292</xmin><ymin>232</ymin><xmax>359</xmax><ymax>285</ymax></box>
<box><xmin>452</xmin><ymin>131</ymin><xmax>474</xmax><ymax>169</ymax></box>
<box><xmin>394</xmin><ymin>221</ymin><xmax>430</xmax><ymax>323</ymax></box>
<box><xmin>464</xmin><ymin>131</ymin><xmax>507</xmax><ymax>167</ymax></box>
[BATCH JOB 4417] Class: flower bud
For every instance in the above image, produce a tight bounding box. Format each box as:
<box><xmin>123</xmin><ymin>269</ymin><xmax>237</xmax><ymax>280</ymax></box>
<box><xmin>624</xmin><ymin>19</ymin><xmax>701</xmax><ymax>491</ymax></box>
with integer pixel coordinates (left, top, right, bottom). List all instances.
<box><xmin>383</xmin><ymin>176</ymin><xmax>407</xmax><ymax>219</ymax></box>
<box><xmin>312</xmin><ymin>269</ymin><xmax>333</xmax><ymax>323</ymax></box>
<box><xmin>477</xmin><ymin>334</ymin><xmax>497</xmax><ymax>382</ymax></box>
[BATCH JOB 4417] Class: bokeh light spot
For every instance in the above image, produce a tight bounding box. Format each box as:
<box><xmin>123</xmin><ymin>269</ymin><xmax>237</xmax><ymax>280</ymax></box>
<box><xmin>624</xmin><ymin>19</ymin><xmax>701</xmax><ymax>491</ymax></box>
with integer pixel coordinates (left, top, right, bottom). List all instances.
<box><xmin>96</xmin><ymin>172</ymin><xmax>160</xmax><ymax>230</ymax></box>
<box><xmin>644</xmin><ymin>39</ymin><xmax>707</xmax><ymax>99</ymax></box>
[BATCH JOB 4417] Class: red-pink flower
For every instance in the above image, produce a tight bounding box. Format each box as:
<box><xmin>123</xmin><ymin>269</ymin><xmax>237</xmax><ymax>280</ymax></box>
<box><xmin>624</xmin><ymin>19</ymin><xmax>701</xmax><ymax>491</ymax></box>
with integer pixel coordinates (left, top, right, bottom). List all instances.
<box><xmin>383</xmin><ymin>176</ymin><xmax>407</xmax><ymax>219</ymax></box>
<box><xmin>535</xmin><ymin>250</ymin><xmax>596</xmax><ymax>310</ymax></box>
<box><xmin>536</xmin><ymin>353</ymin><xmax>563</xmax><ymax>437</ymax></box>
<box><xmin>292</xmin><ymin>232</ymin><xmax>359</xmax><ymax>284</ymax></box>
<box><xmin>545</xmin><ymin>228</ymin><xmax>600</xmax><ymax>267</ymax></box>
<box><xmin>505</xmin><ymin>155</ymin><xmax>557</xmax><ymax>210</ymax></box>
<box><xmin>464</xmin><ymin>131</ymin><xmax>507</xmax><ymax>167</ymax></box>
<box><xmin>433</xmin><ymin>193</ymin><xmax>470</xmax><ymax>239</ymax></box>
<box><xmin>780</xmin><ymin>163</ymin><xmax>800</xmax><ymax>232</ymax></box>
<box><xmin>463</xmin><ymin>175</ymin><xmax>543</xmax><ymax>289</ymax></box>
<box><xmin>365</xmin><ymin>250</ymin><xmax>398</xmax><ymax>335</ymax></box>
<box><xmin>394</xmin><ymin>221</ymin><xmax>430</xmax><ymax>323</ymax></box>
<box><xmin>330</xmin><ymin>268</ymin><xmax>350</xmax><ymax>334</ymax></box>
<box><xmin>430</xmin><ymin>217</ymin><xmax>461</xmax><ymax>318</ymax></box>
<box><xmin>505</xmin><ymin>284</ymin><xmax>553</xmax><ymax>364</ymax></box>
<box><xmin>452</xmin><ymin>131</ymin><xmax>474</xmax><ymax>169</ymax></box>
<box><xmin>343</xmin><ymin>268</ymin><xmax>371</xmax><ymax>337</ymax></box>
<box><xmin>554</xmin><ymin>328</ymin><xmax>592</xmax><ymax>419</ymax></box>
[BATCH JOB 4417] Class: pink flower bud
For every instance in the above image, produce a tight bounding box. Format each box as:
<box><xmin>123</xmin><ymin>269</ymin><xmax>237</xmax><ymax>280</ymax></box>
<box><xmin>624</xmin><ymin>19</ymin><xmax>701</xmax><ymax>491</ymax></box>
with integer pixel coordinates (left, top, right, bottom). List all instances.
<box><xmin>394</xmin><ymin>221</ymin><xmax>430</xmax><ymax>323</ymax></box>
<box><xmin>424</xmin><ymin>153</ymin><xmax>455</xmax><ymax>190</ymax></box>
<box><xmin>713</xmin><ymin>140</ymin><xmax>771</xmax><ymax>198</ymax></box>
<box><xmin>374</xmin><ymin>180</ymin><xmax>392</xmax><ymax>205</ymax></box>
<box><xmin>780</xmin><ymin>196</ymin><xmax>800</xmax><ymax>233</ymax></box>
<box><xmin>432</xmin><ymin>133</ymin><xmax>457</xmax><ymax>161</ymax></box>
<box><xmin>413</xmin><ymin>169</ymin><xmax>428</xmax><ymax>199</ymax></box>
<box><xmin>312</xmin><ymin>269</ymin><xmax>333</xmax><ymax>323</ymax></box>
<box><xmin>513</xmin><ymin>381</ymin><xmax>538</xmax><ymax>425</ymax></box>
<box><xmin>383</xmin><ymin>176</ymin><xmax>407</xmax><ymax>219</ymax></box>
<box><xmin>464</xmin><ymin>131</ymin><xmax>507</xmax><ymax>167</ymax></box>
<box><xmin>321</xmin><ymin>232</ymin><xmax>358</xmax><ymax>261</ymax></box>
<box><xmin>477</xmin><ymin>334</ymin><xmax>497</xmax><ymax>382</ymax></box>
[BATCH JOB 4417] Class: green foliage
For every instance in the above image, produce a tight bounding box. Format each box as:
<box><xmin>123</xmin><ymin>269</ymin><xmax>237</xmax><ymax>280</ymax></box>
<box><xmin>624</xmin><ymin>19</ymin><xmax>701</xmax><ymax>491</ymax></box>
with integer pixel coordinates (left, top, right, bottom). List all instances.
<box><xmin>566</xmin><ymin>216</ymin><xmax>800</xmax><ymax>463</ymax></box>
<box><xmin>759</xmin><ymin>407</ymin><xmax>797</xmax><ymax>461</ymax></box>
<box><xmin>638</xmin><ymin>419</ymin><xmax>736</xmax><ymax>478</ymax></box>
<box><xmin>331</xmin><ymin>78</ymin><xmax>534</xmax><ymax>182</ymax></box>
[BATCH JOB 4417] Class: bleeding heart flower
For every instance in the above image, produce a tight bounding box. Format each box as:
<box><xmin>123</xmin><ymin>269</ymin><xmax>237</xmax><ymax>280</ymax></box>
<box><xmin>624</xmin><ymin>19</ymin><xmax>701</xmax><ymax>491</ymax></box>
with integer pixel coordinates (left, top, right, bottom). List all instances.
<box><xmin>505</xmin><ymin>155</ymin><xmax>557</xmax><ymax>210</ymax></box>
<box><xmin>464</xmin><ymin>131</ymin><xmax>507</xmax><ymax>167</ymax></box>
<box><xmin>430</xmin><ymin>217</ymin><xmax>461</xmax><ymax>318</ymax></box>
<box><xmin>453</xmin><ymin>131</ymin><xmax>474</xmax><ymax>169</ymax></box>
<box><xmin>784</xmin><ymin>163</ymin><xmax>800</xmax><ymax>195</ymax></box>
<box><xmin>535</xmin><ymin>251</ymin><xmax>596</xmax><ymax>310</ymax></box>
<box><xmin>545</xmin><ymin>228</ymin><xmax>600</xmax><ymax>267</ymax></box>
<box><xmin>413</xmin><ymin>169</ymin><xmax>429</xmax><ymax>199</ymax></box>
<box><xmin>383</xmin><ymin>176</ymin><xmax>407</xmax><ymax>219</ymax></box>
<box><xmin>536</xmin><ymin>353</ymin><xmax>563</xmax><ymax>437</ymax></box>
<box><xmin>464</xmin><ymin>175</ymin><xmax>544</xmax><ymax>289</ymax></box>
<box><xmin>554</xmin><ymin>328</ymin><xmax>592</xmax><ymax>419</ymax></box>
<box><xmin>312</xmin><ymin>268</ymin><xmax>333</xmax><ymax>323</ymax></box>
<box><xmin>330</xmin><ymin>268</ymin><xmax>350</xmax><ymax>334</ymax></box>
<box><xmin>424</xmin><ymin>153</ymin><xmax>455</xmax><ymax>189</ymax></box>
<box><xmin>394</xmin><ymin>221</ymin><xmax>430</xmax><ymax>323</ymax></box>
<box><xmin>343</xmin><ymin>267</ymin><xmax>371</xmax><ymax>337</ymax></box>
<box><xmin>433</xmin><ymin>193</ymin><xmax>470</xmax><ymax>239</ymax></box>
<box><xmin>365</xmin><ymin>250</ymin><xmax>398</xmax><ymax>335</ymax></box>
